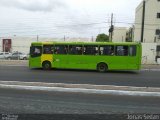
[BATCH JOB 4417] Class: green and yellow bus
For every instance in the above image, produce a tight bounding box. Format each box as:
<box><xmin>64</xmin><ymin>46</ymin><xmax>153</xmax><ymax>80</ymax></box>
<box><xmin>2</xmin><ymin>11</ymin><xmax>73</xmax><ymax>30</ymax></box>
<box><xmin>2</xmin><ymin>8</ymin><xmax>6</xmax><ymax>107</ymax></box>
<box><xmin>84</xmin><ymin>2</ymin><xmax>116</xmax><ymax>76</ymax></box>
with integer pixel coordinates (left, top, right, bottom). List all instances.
<box><xmin>29</xmin><ymin>42</ymin><xmax>142</xmax><ymax>72</ymax></box>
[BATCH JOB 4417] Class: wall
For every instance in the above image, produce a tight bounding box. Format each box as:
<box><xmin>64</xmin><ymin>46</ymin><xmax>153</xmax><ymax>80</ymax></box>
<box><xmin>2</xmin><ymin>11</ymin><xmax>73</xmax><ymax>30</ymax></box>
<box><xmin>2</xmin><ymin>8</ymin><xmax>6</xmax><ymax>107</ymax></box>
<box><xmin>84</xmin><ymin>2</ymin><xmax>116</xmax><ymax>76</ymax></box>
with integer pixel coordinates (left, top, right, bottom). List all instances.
<box><xmin>0</xmin><ymin>37</ymin><xmax>91</xmax><ymax>54</ymax></box>
<box><xmin>134</xmin><ymin>0</ymin><xmax>160</xmax><ymax>43</ymax></box>
<box><xmin>142</xmin><ymin>43</ymin><xmax>157</xmax><ymax>64</ymax></box>
<box><xmin>112</xmin><ymin>27</ymin><xmax>127</xmax><ymax>42</ymax></box>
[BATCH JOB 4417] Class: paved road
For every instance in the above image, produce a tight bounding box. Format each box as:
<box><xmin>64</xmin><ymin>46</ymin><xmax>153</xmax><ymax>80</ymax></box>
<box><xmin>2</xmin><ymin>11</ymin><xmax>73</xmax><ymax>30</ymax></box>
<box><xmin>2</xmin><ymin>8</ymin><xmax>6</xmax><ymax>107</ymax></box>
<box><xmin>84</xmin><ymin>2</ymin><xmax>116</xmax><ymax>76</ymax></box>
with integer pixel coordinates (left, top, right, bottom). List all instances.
<box><xmin>0</xmin><ymin>66</ymin><xmax>160</xmax><ymax>87</ymax></box>
<box><xmin>0</xmin><ymin>88</ymin><xmax>160</xmax><ymax>114</ymax></box>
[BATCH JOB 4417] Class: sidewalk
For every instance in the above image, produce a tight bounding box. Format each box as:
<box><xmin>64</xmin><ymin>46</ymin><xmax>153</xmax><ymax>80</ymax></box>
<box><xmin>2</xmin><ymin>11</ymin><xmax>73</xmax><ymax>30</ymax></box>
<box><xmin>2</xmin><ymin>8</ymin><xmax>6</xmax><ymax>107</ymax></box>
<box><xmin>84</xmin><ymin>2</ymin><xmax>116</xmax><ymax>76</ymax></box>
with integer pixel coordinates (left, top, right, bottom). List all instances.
<box><xmin>142</xmin><ymin>64</ymin><xmax>160</xmax><ymax>70</ymax></box>
<box><xmin>0</xmin><ymin>60</ymin><xmax>28</xmax><ymax>66</ymax></box>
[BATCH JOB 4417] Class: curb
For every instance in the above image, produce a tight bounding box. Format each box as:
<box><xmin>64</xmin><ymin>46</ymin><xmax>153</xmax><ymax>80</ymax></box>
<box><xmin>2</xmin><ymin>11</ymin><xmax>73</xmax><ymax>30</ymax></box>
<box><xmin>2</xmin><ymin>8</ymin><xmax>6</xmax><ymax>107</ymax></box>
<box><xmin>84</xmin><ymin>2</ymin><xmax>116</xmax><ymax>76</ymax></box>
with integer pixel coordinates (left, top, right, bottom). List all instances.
<box><xmin>141</xmin><ymin>69</ymin><xmax>160</xmax><ymax>71</ymax></box>
<box><xmin>0</xmin><ymin>60</ymin><xmax>28</xmax><ymax>66</ymax></box>
<box><xmin>0</xmin><ymin>81</ymin><xmax>160</xmax><ymax>97</ymax></box>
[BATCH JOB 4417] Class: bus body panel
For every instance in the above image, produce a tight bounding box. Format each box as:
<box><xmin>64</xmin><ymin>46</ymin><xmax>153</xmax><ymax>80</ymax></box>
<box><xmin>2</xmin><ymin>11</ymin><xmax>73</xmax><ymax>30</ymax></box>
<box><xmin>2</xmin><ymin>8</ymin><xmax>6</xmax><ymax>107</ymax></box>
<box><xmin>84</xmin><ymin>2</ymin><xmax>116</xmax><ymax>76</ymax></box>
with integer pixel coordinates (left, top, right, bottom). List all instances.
<box><xmin>41</xmin><ymin>54</ymin><xmax>53</xmax><ymax>65</ymax></box>
<box><xmin>53</xmin><ymin>55</ymin><xmax>69</xmax><ymax>68</ymax></box>
<box><xmin>29</xmin><ymin>56</ymin><xmax>41</xmax><ymax>68</ymax></box>
<box><xmin>67</xmin><ymin>55</ymin><xmax>89</xmax><ymax>69</ymax></box>
<box><xmin>52</xmin><ymin>55</ymin><xmax>137</xmax><ymax>70</ymax></box>
<box><xmin>105</xmin><ymin>56</ymin><xmax>128</xmax><ymax>70</ymax></box>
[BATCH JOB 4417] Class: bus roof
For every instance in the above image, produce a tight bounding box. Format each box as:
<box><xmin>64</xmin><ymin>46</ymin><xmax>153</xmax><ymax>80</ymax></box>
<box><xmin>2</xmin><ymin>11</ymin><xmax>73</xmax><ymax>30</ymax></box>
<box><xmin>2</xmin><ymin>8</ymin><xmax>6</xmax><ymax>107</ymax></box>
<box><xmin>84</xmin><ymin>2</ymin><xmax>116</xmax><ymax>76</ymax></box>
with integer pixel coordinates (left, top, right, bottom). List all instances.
<box><xmin>31</xmin><ymin>41</ymin><xmax>141</xmax><ymax>46</ymax></box>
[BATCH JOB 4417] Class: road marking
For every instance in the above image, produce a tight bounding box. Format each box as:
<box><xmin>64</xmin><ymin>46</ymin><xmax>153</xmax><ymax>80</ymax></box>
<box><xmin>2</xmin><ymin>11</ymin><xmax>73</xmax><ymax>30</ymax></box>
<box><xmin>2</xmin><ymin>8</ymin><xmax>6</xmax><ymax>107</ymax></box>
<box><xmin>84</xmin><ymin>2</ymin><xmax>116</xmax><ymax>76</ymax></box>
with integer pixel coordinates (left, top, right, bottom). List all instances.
<box><xmin>0</xmin><ymin>80</ymin><xmax>154</xmax><ymax>89</ymax></box>
<box><xmin>0</xmin><ymin>80</ymin><xmax>160</xmax><ymax>91</ymax></box>
<box><xmin>0</xmin><ymin>83</ymin><xmax>160</xmax><ymax>97</ymax></box>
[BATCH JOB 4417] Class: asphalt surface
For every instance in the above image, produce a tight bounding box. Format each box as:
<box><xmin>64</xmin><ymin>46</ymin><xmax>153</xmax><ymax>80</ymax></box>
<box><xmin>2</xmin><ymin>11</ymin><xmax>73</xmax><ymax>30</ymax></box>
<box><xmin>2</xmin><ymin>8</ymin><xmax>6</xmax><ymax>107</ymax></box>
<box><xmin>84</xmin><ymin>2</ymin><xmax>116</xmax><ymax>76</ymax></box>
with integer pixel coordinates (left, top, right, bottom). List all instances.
<box><xmin>0</xmin><ymin>88</ymin><xmax>160</xmax><ymax>114</ymax></box>
<box><xmin>0</xmin><ymin>66</ymin><xmax>160</xmax><ymax>87</ymax></box>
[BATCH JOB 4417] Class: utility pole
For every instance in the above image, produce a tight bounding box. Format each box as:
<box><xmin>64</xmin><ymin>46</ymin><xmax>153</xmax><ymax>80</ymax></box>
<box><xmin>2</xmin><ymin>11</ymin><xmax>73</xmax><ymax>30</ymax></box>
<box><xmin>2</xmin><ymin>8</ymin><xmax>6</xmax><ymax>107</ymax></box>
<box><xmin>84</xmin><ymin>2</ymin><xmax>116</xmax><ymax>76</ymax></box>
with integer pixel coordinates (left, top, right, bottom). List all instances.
<box><xmin>109</xmin><ymin>13</ymin><xmax>114</xmax><ymax>42</ymax></box>
<box><xmin>37</xmin><ymin>35</ymin><xmax>39</xmax><ymax>42</ymax></box>
<box><xmin>141</xmin><ymin>0</ymin><xmax>146</xmax><ymax>43</ymax></box>
<box><xmin>130</xmin><ymin>28</ymin><xmax>133</xmax><ymax>42</ymax></box>
<box><xmin>64</xmin><ymin>35</ymin><xmax>65</xmax><ymax>41</ymax></box>
<box><xmin>91</xmin><ymin>36</ymin><xmax>94</xmax><ymax>42</ymax></box>
<box><xmin>111</xmin><ymin>13</ymin><xmax>113</xmax><ymax>42</ymax></box>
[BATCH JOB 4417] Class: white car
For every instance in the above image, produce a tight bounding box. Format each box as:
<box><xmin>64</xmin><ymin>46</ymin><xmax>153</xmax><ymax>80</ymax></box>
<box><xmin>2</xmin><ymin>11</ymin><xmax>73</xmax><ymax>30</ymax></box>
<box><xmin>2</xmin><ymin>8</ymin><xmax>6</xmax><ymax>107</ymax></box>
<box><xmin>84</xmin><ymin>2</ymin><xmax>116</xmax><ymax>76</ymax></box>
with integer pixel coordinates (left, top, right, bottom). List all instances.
<box><xmin>7</xmin><ymin>52</ymin><xmax>28</xmax><ymax>60</ymax></box>
<box><xmin>0</xmin><ymin>52</ymin><xmax>12</xmax><ymax>59</ymax></box>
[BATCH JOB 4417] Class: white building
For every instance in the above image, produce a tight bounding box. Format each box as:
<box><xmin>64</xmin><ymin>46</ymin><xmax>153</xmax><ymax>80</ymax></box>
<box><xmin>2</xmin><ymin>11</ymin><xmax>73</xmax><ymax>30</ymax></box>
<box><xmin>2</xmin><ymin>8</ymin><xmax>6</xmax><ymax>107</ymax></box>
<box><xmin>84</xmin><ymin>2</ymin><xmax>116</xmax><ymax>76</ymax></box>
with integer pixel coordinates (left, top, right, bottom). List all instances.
<box><xmin>112</xmin><ymin>27</ymin><xmax>128</xmax><ymax>42</ymax></box>
<box><xmin>134</xmin><ymin>0</ymin><xmax>160</xmax><ymax>43</ymax></box>
<box><xmin>134</xmin><ymin>0</ymin><xmax>160</xmax><ymax>64</ymax></box>
<box><xmin>0</xmin><ymin>37</ymin><xmax>91</xmax><ymax>54</ymax></box>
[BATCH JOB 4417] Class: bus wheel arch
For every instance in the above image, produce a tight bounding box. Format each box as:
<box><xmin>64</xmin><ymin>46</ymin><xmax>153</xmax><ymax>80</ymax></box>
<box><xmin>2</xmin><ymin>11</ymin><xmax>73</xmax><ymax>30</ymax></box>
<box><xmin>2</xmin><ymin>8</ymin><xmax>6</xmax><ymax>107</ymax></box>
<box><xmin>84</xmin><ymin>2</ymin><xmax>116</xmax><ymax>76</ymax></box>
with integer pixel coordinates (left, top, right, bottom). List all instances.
<box><xmin>42</xmin><ymin>61</ymin><xmax>51</xmax><ymax>70</ymax></box>
<box><xmin>97</xmin><ymin>62</ymin><xmax>108</xmax><ymax>72</ymax></box>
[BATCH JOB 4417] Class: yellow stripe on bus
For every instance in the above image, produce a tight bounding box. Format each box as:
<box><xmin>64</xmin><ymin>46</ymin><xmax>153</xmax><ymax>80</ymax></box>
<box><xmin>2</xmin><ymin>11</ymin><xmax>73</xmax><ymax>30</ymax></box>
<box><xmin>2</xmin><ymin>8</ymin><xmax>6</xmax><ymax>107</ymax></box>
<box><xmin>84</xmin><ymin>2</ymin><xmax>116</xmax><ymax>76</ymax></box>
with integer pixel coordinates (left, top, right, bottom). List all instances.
<box><xmin>41</xmin><ymin>54</ymin><xmax>53</xmax><ymax>64</ymax></box>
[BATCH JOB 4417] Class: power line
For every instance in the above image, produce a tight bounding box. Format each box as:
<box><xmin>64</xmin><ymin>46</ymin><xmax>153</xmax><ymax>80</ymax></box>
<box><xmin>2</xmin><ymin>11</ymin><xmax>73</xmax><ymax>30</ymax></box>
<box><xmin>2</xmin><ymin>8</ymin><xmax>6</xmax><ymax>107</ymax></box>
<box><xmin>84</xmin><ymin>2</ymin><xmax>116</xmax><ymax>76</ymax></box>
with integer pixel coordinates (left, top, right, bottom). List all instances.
<box><xmin>0</xmin><ymin>21</ymin><xmax>159</xmax><ymax>31</ymax></box>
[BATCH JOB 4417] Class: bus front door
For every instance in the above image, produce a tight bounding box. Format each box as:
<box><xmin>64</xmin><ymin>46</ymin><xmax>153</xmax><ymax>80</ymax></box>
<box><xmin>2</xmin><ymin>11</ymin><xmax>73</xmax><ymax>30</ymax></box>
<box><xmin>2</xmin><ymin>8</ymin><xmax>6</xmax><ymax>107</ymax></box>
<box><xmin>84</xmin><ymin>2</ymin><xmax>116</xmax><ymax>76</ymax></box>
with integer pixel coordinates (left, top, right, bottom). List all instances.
<box><xmin>29</xmin><ymin>46</ymin><xmax>42</xmax><ymax>68</ymax></box>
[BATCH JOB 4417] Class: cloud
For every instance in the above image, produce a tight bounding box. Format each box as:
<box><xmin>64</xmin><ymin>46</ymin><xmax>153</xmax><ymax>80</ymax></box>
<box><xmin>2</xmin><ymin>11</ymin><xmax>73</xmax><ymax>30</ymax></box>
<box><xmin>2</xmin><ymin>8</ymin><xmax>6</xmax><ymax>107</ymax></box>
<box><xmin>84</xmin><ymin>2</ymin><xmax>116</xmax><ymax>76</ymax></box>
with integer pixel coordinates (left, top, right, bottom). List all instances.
<box><xmin>0</xmin><ymin>0</ymin><xmax>67</xmax><ymax>12</ymax></box>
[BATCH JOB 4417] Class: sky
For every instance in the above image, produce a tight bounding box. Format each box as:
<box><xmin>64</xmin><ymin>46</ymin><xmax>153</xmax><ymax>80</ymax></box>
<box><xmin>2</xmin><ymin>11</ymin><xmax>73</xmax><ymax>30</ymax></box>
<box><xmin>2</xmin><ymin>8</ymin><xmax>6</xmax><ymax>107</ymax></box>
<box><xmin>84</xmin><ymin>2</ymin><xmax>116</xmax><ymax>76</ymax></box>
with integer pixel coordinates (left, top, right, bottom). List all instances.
<box><xmin>0</xmin><ymin>0</ymin><xmax>142</xmax><ymax>38</ymax></box>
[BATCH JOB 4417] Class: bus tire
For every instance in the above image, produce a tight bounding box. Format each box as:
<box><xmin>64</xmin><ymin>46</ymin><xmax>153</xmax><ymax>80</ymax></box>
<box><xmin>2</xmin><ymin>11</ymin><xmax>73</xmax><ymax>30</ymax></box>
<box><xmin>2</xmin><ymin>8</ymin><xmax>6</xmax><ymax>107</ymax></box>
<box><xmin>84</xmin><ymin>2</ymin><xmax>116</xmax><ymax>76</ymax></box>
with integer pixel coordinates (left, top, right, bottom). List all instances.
<box><xmin>97</xmin><ymin>63</ymin><xmax>108</xmax><ymax>72</ymax></box>
<box><xmin>42</xmin><ymin>61</ymin><xmax>51</xmax><ymax>70</ymax></box>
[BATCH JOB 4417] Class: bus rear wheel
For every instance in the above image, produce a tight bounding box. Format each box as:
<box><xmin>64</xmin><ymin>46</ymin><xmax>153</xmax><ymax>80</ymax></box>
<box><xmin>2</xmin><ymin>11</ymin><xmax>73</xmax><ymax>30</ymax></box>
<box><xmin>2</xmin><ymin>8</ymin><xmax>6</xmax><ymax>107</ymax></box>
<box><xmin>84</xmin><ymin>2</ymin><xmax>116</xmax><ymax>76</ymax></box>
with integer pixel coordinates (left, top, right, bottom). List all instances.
<box><xmin>97</xmin><ymin>63</ymin><xmax>108</xmax><ymax>72</ymax></box>
<box><xmin>42</xmin><ymin>61</ymin><xmax>51</xmax><ymax>70</ymax></box>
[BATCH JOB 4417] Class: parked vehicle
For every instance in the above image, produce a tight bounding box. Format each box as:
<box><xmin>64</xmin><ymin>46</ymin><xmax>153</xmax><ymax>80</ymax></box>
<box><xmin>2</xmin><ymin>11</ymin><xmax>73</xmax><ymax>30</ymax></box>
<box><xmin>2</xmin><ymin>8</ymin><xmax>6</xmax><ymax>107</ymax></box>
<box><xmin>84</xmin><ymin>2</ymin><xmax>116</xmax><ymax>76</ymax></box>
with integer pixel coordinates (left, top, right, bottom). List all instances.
<box><xmin>0</xmin><ymin>52</ymin><xmax>12</xmax><ymax>59</ymax></box>
<box><xmin>7</xmin><ymin>52</ymin><xmax>28</xmax><ymax>60</ymax></box>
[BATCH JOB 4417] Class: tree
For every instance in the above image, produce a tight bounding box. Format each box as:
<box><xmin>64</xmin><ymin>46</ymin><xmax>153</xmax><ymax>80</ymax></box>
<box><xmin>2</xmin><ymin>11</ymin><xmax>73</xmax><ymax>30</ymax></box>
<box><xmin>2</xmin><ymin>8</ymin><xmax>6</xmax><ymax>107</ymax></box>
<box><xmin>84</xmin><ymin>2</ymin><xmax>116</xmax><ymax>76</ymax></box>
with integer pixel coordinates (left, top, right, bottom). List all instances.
<box><xmin>96</xmin><ymin>33</ymin><xmax>109</xmax><ymax>42</ymax></box>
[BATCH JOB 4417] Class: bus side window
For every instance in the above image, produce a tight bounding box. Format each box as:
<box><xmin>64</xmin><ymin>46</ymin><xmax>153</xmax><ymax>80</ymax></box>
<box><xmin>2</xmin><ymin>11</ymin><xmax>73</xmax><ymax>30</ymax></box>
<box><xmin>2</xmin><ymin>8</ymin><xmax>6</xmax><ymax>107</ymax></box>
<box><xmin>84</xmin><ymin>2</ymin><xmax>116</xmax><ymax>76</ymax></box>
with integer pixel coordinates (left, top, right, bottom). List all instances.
<box><xmin>100</xmin><ymin>46</ymin><xmax>114</xmax><ymax>56</ymax></box>
<box><xmin>43</xmin><ymin>45</ymin><xmax>53</xmax><ymax>54</ymax></box>
<box><xmin>54</xmin><ymin>45</ymin><xmax>68</xmax><ymax>55</ymax></box>
<box><xmin>54</xmin><ymin>46</ymin><xmax>58</xmax><ymax>54</ymax></box>
<box><xmin>77</xmin><ymin>47</ymin><xmax>83</xmax><ymax>55</ymax></box>
<box><xmin>116</xmin><ymin>46</ymin><xmax>128</xmax><ymax>56</ymax></box>
<box><xmin>69</xmin><ymin>45</ymin><xmax>82</xmax><ymax>55</ymax></box>
<box><xmin>69</xmin><ymin>46</ymin><xmax>77</xmax><ymax>54</ymax></box>
<box><xmin>83</xmin><ymin>45</ymin><xmax>98</xmax><ymax>55</ymax></box>
<box><xmin>129</xmin><ymin>46</ymin><xmax>136</xmax><ymax>56</ymax></box>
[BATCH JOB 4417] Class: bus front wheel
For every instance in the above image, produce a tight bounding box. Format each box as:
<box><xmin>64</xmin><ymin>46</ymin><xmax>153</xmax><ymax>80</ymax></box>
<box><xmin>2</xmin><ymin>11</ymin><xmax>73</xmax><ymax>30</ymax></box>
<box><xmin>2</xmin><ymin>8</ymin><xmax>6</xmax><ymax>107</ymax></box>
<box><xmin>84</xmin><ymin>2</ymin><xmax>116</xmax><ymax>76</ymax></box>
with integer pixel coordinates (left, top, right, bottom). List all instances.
<box><xmin>97</xmin><ymin>63</ymin><xmax>108</xmax><ymax>72</ymax></box>
<box><xmin>42</xmin><ymin>61</ymin><xmax>51</xmax><ymax>70</ymax></box>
